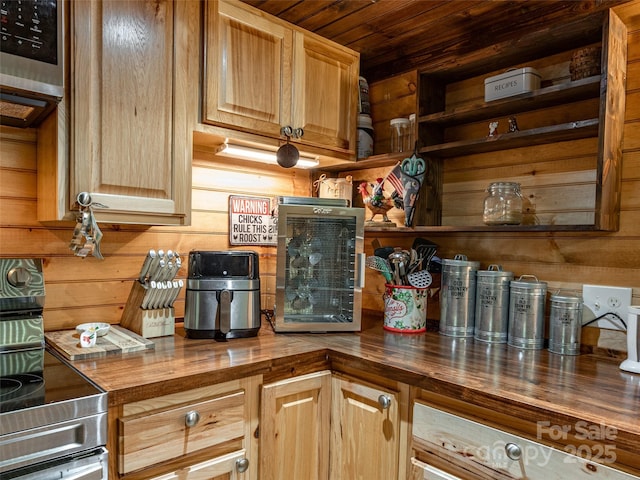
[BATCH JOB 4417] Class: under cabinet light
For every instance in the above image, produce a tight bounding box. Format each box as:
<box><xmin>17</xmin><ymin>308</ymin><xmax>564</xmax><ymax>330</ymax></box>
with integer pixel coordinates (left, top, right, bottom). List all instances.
<box><xmin>215</xmin><ymin>143</ymin><xmax>320</xmax><ymax>169</ymax></box>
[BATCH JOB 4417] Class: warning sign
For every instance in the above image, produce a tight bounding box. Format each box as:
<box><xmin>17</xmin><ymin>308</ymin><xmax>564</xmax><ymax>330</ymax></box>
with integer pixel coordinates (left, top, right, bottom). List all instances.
<box><xmin>229</xmin><ymin>195</ymin><xmax>277</xmax><ymax>246</ymax></box>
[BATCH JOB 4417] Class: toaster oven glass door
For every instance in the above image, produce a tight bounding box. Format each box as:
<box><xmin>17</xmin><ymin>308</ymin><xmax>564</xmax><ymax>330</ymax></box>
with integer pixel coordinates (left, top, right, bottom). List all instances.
<box><xmin>275</xmin><ymin>204</ymin><xmax>364</xmax><ymax>332</ymax></box>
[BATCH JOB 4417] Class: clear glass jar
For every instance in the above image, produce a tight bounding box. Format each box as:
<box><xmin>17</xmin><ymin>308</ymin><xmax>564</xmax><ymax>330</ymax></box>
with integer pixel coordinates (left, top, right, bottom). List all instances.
<box><xmin>390</xmin><ymin>117</ymin><xmax>410</xmax><ymax>152</ymax></box>
<box><xmin>483</xmin><ymin>182</ymin><xmax>523</xmax><ymax>225</ymax></box>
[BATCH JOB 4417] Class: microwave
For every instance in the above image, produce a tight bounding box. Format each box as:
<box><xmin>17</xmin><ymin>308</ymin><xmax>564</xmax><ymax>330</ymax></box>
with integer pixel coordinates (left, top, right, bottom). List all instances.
<box><xmin>0</xmin><ymin>0</ymin><xmax>64</xmax><ymax>128</ymax></box>
<box><xmin>273</xmin><ymin>197</ymin><xmax>365</xmax><ymax>332</ymax></box>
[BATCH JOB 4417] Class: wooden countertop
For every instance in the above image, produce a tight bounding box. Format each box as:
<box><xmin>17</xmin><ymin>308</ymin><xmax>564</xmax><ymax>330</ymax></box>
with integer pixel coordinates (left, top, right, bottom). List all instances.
<box><xmin>58</xmin><ymin>316</ymin><xmax>640</xmax><ymax>468</ymax></box>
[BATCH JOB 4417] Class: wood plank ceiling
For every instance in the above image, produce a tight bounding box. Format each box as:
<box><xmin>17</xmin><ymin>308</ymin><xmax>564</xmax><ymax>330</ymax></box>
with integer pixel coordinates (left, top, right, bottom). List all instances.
<box><xmin>241</xmin><ymin>0</ymin><xmax>630</xmax><ymax>82</ymax></box>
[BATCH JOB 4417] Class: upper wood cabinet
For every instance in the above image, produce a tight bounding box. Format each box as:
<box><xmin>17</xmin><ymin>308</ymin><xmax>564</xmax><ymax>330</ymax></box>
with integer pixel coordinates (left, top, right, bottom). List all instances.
<box><xmin>203</xmin><ymin>0</ymin><xmax>359</xmax><ymax>160</ymax></box>
<box><xmin>38</xmin><ymin>0</ymin><xmax>199</xmax><ymax>225</ymax></box>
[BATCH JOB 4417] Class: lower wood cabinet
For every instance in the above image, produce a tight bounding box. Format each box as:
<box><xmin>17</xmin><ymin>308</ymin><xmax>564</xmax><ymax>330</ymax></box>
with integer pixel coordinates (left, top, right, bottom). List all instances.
<box><xmin>259</xmin><ymin>370</ymin><xmax>409</xmax><ymax>480</ymax></box>
<box><xmin>330</xmin><ymin>374</ymin><xmax>407</xmax><ymax>480</ymax></box>
<box><xmin>412</xmin><ymin>401</ymin><xmax>638</xmax><ymax>480</ymax></box>
<box><xmin>113</xmin><ymin>377</ymin><xmax>260</xmax><ymax>480</ymax></box>
<box><xmin>259</xmin><ymin>371</ymin><xmax>331</xmax><ymax>480</ymax></box>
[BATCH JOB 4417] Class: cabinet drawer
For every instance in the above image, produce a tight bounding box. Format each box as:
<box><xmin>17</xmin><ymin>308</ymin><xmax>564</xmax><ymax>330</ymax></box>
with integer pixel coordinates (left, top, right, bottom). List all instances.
<box><xmin>413</xmin><ymin>402</ymin><xmax>637</xmax><ymax>479</ymax></box>
<box><xmin>149</xmin><ymin>449</ymin><xmax>248</xmax><ymax>480</ymax></box>
<box><xmin>119</xmin><ymin>390</ymin><xmax>245</xmax><ymax>474</ymax></box>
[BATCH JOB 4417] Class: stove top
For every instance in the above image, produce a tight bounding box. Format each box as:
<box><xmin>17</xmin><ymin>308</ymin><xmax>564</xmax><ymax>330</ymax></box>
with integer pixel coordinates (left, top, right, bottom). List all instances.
<box><xmin>0</xmin><ymin>348</ymin><xmax>103</xmax><ymax>415</ymax></box>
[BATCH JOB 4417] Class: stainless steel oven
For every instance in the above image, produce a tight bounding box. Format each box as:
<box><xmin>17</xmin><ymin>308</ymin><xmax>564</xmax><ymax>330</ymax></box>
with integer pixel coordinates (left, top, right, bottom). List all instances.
<box><xmin>273</xmin><ymin>197</ymin><xmax>365</xmax><ymax>332</ymax></box>
<box><xmin>0</xmin><ymin>258</ymin><xmax>108</xmax><ymax>479</ymax></box>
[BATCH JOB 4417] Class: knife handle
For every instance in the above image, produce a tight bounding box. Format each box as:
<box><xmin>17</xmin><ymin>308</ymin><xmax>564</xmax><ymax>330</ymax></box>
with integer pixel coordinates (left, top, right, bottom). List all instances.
<box><xmin>138</xmin><ymin>250</ymin><xmax>156</xmax><ymax>284</ymax></box>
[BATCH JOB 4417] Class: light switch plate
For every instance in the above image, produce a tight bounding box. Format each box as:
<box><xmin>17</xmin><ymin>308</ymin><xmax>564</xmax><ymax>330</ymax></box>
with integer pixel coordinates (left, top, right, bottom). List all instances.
<box><xmin>582</xmin><ymin>284</ymin><xmax>632</xmax><ymax>330</ymax></box>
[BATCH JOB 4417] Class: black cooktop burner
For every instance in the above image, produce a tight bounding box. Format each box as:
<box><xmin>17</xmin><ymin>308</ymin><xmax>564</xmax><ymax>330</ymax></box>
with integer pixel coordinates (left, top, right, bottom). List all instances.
<box><xmin>0</xmin><ymin>373</ymin><xmax>45</xmax><ymax>413</ymax></box>
<box><xmin>0</xmin><ymin>349</ymin><xmax>102</xmax><ymax>414</ymax></box>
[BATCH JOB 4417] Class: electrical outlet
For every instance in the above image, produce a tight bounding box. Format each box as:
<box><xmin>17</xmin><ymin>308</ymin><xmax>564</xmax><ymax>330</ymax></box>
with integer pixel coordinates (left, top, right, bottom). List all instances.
<box><xmin>582</xmin><ymin>284</ymin><xmax>632</xmax><ymax>330</ymax></box>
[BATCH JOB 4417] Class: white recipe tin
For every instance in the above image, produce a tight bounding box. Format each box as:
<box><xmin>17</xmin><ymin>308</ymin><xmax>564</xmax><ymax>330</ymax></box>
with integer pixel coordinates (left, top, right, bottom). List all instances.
<box><xmin>484</xmin><ymin>67</ymin><xmax>541</xmax><ymax>102</ymax></box>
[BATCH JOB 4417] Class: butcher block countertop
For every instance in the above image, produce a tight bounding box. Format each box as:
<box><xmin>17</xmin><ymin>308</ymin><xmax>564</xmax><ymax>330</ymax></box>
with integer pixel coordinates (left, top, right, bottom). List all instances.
<box><xmin>57</xmin><ymin>315</ymin><xmax>640</xmax><ymax>469</ymax></box>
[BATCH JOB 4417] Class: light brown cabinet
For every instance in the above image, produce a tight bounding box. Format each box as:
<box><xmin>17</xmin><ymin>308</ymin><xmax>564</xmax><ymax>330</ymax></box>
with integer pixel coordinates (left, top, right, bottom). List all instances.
<box><xmin>259</xmin><ymin>371</ymin><xmax>409</xmax><ymax>480</ymax></box>
<box><xmin>113</xmin><ymin>377</ymin><xmax>259</xmax><ymax>480</ymax></box>
<box><xmin>330</xmin><ymin>374</ymin><xmax>405</xmax><ymax>480</ymax></box>
<box><xmin>38</xmin><ymin>0</ymin><xmax>199</xmax><ymax>225</ymax></box>
<box><xmin>259</xmin><ymin>371</ymin><xmax>331</xmax><ymax>480</ymax></box>
<box><xmin>203</xmin><ymin>0</ymin><xmax>359</xmax><ymax>161</ymax></box>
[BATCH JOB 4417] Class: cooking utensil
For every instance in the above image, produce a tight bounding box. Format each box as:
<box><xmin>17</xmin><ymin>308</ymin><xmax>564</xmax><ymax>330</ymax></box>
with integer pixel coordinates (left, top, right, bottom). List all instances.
<box><xmin>388</xmin><ymin>250</ymin><xmax>410</xmax><ymax>285</ymax></box>
<box><xmin>407</xmin><ymin>269</ymin><xmax>433</xmax><ymax>288</ymax></box>
<box><xmin>373</xmin><ymin>246</ymin><xmax>395</xmax><ymax>259</ymax></box>
<box><xmin>276</xmin><ymin>137</ymin><xmax>299</xmax><ymax>168</ymax></box>
<box><xmin>365</xmin><ymin>256</ymin><xmax>393</xmax><ymax>283</ymax></box>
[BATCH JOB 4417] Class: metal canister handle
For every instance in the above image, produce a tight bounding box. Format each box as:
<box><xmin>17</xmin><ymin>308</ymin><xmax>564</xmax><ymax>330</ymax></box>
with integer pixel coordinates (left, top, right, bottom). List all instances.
<box><xmin>185</xmin><ymin>410</ymin><xmax>200</xmax><ymax>427</ymax></box>
<box><xmin>487</xmin><ymin>264</ymin><xmax>503</xmax><ymax>271</ymax></box>
<box><xmin>517</xmin><ymin>274</ymin><xmax>539</xmax><ymax>282</ymax></box>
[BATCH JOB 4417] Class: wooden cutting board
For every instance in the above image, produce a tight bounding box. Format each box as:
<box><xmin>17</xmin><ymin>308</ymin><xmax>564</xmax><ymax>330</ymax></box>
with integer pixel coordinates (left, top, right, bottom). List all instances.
<box><xmin>45</xmin><ymin>325</ymin><xmax>155</xmax><ymax>360</ymax></box>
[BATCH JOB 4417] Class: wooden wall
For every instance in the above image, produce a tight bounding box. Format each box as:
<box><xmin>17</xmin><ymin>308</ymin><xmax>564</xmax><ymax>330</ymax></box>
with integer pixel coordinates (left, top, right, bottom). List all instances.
<box><xmin>0</xmin><ymin>3</ymin><xmax>638</xmax><ymax>351</ymax></box>
<box><xmin>0</xmin><ymin>129</ymin><xmax>313</xmax><ymax>331</ymax></box>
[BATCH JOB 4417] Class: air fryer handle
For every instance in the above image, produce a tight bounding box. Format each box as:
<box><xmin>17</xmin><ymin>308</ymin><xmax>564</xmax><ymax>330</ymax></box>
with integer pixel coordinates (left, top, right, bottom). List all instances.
<box><xmin>218</xmin><ymin>289</ymin><xmax>232</xmax><ymax>337</ymax></box>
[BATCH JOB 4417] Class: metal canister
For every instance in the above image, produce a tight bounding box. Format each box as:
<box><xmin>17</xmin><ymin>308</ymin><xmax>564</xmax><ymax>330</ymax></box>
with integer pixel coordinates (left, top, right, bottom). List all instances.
<box><xmin>439</xmin><ymin>254</ymin><xmax>480</xmax><ymax>337</ymax></box>
<box><xmin>508</xmin><ymin>275</ymin><xmax>547</xmax><ymax>349</ymax></box>
<box><xmin>548</xmin><ymin>293</ymin><xmax>583</xmax><ymax>355</ymax></box>
<box><xmin>474</xmin><ymin>265</ymin><xmax>513</xmax><ymax>343</ymax></box>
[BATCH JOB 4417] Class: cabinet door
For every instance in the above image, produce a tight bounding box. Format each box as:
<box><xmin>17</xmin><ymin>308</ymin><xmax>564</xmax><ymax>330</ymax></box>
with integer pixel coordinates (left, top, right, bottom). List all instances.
<box><xmin>260</xmin><ymin>371</ymin><xmax>331</xmax><ymax>480</ymax></box>
<box><xmin>292</xmin><ymin>33</ymin><xmax>359</xmax><ymax>154</ymax></box>
<box><xmin>204</xmin><ymin>0</ymin><xmax>293</xmax><ymax>137</ymax></box>
<box><xmin>69</xmin><ymin>0</ymin><xmax>196</xmax><ymax>225</ymax></box>
<box><xmin>330</xmin><ymin>376</ymin><xmax>400</xmax><ymax>480</ymax></box>
<box><xmin>150</xmin><ymin>450</ymin><xmax>249</xmax><ymax>480</ymax></box>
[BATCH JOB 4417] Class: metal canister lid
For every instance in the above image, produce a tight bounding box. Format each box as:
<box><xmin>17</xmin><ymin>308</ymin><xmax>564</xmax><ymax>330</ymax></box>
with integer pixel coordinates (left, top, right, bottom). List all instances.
<box><xmin>550</xmin><ymin>293</ymin><xmax>583</xmax><ymax>305</ymax></box>
<box><xmin>510</xmin><ymin>274</ymin><xmax>547</xmax><ymax>293</ymax></box>
<box><xmin>476</xmin><ymin>264</ymin><xmax>513</xmax><ymax>278</ymax></box>
<box><xmin>442</xmin><ymin>254</ymin><xmax>480</xmax><ymax>269</ymax></box>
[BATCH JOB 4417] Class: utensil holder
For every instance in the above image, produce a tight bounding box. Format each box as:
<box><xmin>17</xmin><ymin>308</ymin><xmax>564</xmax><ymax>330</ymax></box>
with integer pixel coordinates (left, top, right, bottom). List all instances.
<box><xmin>120</xmin><ymin>281</ymin><xmax>175</xmax><ymax>338</ymax></box>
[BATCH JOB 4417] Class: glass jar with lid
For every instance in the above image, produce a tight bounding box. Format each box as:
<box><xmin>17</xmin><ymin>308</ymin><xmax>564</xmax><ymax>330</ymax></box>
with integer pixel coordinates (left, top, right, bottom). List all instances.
<box><xmin>482</xmin><ymin>182</ymin><xmax>523</xmax><ymax>225</ymax></box>
<box><xmin>390</xmin><ymin>117</ymin><xmax>410</xmax><ymax>152</ymax></box>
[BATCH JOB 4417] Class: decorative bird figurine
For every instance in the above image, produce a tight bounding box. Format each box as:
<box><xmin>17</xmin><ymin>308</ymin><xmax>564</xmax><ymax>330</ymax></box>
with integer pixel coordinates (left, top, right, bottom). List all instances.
<box><xmin>357</xmin><ymin>178</ymin><xmax>402</xmax><ymax>223</ymax></box>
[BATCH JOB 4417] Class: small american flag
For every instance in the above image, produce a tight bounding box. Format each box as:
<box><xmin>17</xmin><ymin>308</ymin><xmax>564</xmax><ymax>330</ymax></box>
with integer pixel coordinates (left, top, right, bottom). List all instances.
<box><xmin>386</xmin><ymin>164</ymin><xmax>404</xmax><ymax>197</ymax></box>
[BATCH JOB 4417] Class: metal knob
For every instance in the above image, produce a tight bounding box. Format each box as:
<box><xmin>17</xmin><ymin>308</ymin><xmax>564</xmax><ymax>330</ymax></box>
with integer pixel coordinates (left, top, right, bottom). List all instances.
<box><xmin>7</xmin><ymin>267</ymin><xmax>32</xmax><ymax>288</ymax></box>
<box><xmin>505</xmin><ymin>442</ymin><xmax>522</xmax><ymax>461</ymax></box>
<box><xmin>184</xmin><ymin>410</ymin><xmax>200</xmax><ymax>427</ymax></box>
<box><xmin>236</xmin><ymin>457</ymin><xmax>249</xmax><ymax>473</ymax></box>
<box><xmin>378</xmin><ymin>394</ymin><xmax>392</xmax><ymax>409</ymax></box>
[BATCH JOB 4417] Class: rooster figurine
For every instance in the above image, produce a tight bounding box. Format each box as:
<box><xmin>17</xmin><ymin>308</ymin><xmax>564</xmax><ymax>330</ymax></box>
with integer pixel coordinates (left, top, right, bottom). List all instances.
<box><xmin>357</xmin><ymin>178</ymin><xmax>402</xmax><ymax>224</ymax></box>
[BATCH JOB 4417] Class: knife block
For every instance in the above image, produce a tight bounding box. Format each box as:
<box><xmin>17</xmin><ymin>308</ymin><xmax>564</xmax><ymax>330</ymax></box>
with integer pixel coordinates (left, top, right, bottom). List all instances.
<box><xmin>120</xmin><ymin>281</ymin><xmax>175</xmax><ymax>338</ymax></box>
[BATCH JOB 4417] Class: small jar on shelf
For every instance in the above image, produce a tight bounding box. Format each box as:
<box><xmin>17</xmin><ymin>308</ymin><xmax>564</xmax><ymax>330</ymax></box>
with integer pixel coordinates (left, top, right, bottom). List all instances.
<box><xmin>482</xmin><ymin>182</ymin><xmax>523</xmax><ymax>225</ymax></box>
<box><xmin>390</xmin><ymin>117</ymin><xmax>410</xmax><ymax>152</ymax></box>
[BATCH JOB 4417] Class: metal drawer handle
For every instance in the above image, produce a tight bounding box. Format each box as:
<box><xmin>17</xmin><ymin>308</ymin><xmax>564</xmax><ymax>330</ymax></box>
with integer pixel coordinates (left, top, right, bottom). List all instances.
<box><xmin>378</xmin><ymin>394</ymin><xmax>392</xmax><ymax>409</ymax></box>
<box><xmin>184</xmin><ymin>410</ymin><xmax>200</xmax><ymax>427</ymax></box>
<box><xmin>505</xmin><ymin>442</ymin><xmax>522</xmax><ymax>461</ymax></box>
<box><xmin>236</xmin><ymin>457</ymin><xmax>249</xmax><ymax>473</ymax></box>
